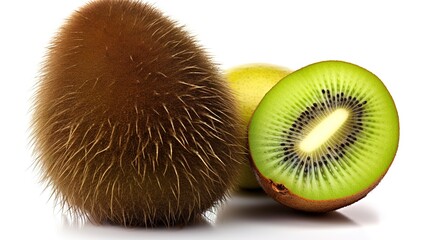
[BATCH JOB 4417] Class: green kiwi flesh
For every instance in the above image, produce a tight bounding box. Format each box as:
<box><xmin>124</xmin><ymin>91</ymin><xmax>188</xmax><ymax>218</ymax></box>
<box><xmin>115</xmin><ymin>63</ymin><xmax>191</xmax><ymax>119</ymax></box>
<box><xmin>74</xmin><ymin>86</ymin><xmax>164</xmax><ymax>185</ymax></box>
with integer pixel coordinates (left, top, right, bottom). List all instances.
<box><xmin>248</xmin><ymin>61</ymin><xmax>399</xmax><ymax>212</ymax></box>
<box><xmin>32</xmin><ymin>0</ymin><xmax>244</xmax><ymax>227</ymax></box>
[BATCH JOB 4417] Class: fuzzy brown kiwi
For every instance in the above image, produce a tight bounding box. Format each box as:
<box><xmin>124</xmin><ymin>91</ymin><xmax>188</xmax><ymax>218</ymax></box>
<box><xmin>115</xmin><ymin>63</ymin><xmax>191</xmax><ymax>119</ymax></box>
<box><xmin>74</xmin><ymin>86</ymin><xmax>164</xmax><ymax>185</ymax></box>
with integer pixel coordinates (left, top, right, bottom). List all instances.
<box><xmin>31</xmin><ymin>0</ymin><xmax>244</xmax><ymax>227</ymax></box>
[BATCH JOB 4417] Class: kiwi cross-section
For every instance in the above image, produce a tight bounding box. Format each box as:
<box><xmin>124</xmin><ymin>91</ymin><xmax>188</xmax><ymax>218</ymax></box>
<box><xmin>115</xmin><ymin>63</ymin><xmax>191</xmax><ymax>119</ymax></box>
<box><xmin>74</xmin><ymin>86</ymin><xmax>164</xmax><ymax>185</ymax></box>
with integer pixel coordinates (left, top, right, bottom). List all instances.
<box><xmin>248</xmin><ymin>61</ymin><xmax>399</xmax><ymax>212</ymax></box>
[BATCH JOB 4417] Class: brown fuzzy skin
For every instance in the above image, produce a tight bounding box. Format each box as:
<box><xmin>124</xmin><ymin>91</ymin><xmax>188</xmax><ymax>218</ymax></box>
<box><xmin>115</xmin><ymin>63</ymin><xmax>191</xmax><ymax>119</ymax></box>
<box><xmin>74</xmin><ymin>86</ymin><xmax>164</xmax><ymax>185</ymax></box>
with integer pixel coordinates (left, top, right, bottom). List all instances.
<box><xmin>251</xmin><ymin>158</ymin><xmax>386</xmax><ymax>212</ymax></box>
<box><xmin>32</xmin><ymin>0</ymin><xmax>244</xmax><ymax>227</ymax></box>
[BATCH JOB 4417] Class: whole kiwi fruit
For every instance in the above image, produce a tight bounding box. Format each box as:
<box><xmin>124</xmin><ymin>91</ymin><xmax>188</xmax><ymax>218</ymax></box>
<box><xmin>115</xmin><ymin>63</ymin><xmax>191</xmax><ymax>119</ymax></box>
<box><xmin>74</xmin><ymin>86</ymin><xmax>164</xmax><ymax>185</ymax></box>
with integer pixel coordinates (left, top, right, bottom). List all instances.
<box><xmin>248</xmin><ymin>61</ymin><xmax>399</xmax><ymax>212</ymax></box>
<box><xmin>225</xmin><ymin>64</ymin><xmax>291</xmax><ymax>190</ymax></box>
<box><xmin>32</xmin><ymin>0</ymin><xmax>244</xmax><ymax>227</ymax></box>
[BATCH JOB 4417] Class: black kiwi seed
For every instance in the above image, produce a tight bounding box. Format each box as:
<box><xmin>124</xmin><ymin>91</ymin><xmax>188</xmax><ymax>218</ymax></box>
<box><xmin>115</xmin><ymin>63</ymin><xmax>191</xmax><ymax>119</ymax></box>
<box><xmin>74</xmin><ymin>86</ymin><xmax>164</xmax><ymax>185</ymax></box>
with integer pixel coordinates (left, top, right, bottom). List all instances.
<box><xmin>31</xmin><ymin>0</ymin><xmax>244</xmax><ymax>227</ymax></box>
<box><xmin>280</xmin><ymin>90</ymin><xmax>367</xmax><ymax>171</ymax></box>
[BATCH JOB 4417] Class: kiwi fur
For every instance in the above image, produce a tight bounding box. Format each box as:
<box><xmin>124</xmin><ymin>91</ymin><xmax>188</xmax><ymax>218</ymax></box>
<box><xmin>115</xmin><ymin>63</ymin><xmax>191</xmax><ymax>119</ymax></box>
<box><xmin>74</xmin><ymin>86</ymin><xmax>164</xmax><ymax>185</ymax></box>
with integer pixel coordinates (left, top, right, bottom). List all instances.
<box><xmin>248</xmin><ymin>61</ymin><xmax>399</xmax><ymax>212</ymax></box>
<box><xmin>32</xmin><ymin>0</ymin><xmax>244</xmax><ymax>227</ymax></box>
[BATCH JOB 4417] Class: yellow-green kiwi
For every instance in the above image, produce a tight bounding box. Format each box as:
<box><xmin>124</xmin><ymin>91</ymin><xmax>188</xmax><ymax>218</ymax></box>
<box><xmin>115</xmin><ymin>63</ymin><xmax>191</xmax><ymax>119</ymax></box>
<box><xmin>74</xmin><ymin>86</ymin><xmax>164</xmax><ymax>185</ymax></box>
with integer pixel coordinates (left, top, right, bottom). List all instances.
<box><xmin>32</xmin><ymin>0</ymin><xmax>244</xmax><ymax>227</ymax></box>
<box><xmin>225</xmin><ymin>64</ymin><xmax>292</xmax><ymax>190</ymax></box>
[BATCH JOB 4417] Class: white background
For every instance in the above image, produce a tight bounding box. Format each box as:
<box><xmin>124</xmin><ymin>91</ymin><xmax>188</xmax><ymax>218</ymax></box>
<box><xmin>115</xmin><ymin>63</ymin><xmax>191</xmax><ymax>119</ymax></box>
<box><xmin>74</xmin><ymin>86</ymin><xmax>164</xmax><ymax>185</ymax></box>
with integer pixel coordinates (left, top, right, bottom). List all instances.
<box><xmin>0</xmin><ymin>0</ymin><xmax>427</xmax><ymax>239</ymax></box>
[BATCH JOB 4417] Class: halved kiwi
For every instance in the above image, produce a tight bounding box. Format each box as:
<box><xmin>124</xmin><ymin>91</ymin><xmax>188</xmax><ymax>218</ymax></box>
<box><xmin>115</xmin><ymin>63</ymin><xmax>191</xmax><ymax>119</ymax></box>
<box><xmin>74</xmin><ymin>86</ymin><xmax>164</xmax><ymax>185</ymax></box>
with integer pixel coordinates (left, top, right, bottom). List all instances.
<box><xmin>248</xmin><ymin>61</ymin><xmax>399</xmax><ymax>212</ymax></box>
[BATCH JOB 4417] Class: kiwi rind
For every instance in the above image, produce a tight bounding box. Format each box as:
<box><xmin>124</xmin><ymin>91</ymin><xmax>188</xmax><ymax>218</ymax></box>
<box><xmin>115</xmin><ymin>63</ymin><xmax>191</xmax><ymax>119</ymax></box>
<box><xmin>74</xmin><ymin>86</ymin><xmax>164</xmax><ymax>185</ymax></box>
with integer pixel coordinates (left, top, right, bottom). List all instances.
<box><xmin>31</xmin><ymin>0</ymin><xmax>244</xmax><ymax>227</ymax></box>
<box><xmin>251</xmin><ymin>158</ymin><xmax>388</xmax><ymax>212</ymax></box>
<box><xmin>248</xmin><ymin>60</ymin><xmax>399</xmax><ymax>212</ymax></box>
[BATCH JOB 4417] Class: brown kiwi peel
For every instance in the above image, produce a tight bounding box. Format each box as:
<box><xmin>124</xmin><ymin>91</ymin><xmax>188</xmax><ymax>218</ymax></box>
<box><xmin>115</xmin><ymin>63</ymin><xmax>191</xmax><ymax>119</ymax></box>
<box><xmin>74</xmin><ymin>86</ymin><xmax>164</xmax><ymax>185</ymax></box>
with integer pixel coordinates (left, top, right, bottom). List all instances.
<box><xmin>32</xmin><ymin>0</ymin><xmax>244</xmax><ymax>227</ymax></box>
<box><xmin>250</xmin><ymin>156</ymin><xmax>388</xmax><ymax>212</ymax></box>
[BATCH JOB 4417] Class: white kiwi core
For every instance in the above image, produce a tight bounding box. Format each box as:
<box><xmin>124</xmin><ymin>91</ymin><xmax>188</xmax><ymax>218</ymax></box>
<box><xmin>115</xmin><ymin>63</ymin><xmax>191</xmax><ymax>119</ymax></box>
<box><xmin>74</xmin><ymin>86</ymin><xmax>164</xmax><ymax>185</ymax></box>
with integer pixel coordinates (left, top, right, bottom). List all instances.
<box><xmin>299</xmin><ymin>108</ymin><xmax>349</xmax><ymax>153</ymax></box>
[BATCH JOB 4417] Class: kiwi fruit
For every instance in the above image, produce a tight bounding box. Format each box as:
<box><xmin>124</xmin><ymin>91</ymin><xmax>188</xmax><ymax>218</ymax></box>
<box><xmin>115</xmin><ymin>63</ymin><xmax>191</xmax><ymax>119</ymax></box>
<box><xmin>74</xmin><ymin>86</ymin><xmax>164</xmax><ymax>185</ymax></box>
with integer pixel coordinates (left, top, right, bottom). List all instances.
<box><xmin>225</xmin><ymin>64</ymin><xmax>292</xmax><ymax>189</ymax></box>
<box><xmin>248</xmin><ymin>60</ymin><xmax>399</xmax><ymax>212</ymax></box>
<box><xmin>31</xmin><ymin>0</ymin><xmax>244</xmax><ymax>227</ymax></box>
